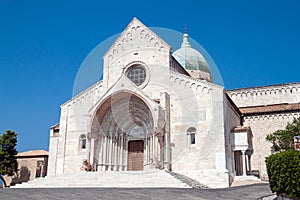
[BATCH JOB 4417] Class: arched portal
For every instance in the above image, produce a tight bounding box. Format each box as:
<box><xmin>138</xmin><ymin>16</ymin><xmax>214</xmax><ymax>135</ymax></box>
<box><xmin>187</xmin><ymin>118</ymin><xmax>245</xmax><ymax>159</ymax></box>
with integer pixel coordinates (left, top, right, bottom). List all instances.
<box><xmin>89</xmin><ymin>92</ymin><xmax>159</xmax><ymax>171</ymax></box>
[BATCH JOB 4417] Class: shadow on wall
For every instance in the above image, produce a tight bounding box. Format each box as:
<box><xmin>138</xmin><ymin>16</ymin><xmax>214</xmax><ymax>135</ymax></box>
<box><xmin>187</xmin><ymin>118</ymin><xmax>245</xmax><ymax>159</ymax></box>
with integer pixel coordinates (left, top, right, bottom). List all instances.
<box><xmin>11</xmin><ymin>166</ymin><xmax>31</xmax><ymax>186</ymax></box>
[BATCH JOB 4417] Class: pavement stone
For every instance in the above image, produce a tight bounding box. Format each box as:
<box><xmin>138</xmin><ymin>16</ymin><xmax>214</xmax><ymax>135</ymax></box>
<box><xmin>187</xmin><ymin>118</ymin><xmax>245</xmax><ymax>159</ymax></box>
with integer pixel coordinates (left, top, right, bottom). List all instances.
<box><xmin>0</xmin><ymin>183</ymin><xmax>274</xmax><ymax>200</ymax></box>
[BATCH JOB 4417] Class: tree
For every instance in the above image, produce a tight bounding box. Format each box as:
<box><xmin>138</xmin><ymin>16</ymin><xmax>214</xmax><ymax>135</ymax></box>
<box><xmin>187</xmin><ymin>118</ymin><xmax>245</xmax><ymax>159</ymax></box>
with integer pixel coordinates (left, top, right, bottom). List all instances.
<box><xmin>0</xmin><ymin>130</ymin><xmax>18</xmax><ymax>187</ymax></box>
<box><xmin>266</xmin><ymin>117</ymin><xmax>300</xmax><ymax>152</ymax></box>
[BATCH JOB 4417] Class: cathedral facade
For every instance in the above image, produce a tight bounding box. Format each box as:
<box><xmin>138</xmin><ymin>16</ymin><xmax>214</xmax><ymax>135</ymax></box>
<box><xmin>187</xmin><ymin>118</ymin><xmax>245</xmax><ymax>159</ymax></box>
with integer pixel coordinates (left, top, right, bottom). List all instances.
<box><xmin>47</xmin><ymin>18</ymin><xmax>300</xmax><ymax>188</ymax></box>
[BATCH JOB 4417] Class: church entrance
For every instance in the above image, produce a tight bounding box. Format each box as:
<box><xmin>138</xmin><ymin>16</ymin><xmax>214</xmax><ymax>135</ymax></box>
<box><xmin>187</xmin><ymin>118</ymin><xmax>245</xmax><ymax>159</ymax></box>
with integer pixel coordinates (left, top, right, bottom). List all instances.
<box><xmin>89</xmin><ymin>92</ymin><xmax>159</xmax><ymax>172</ymax></box>
<box><xmin>127</xmin><ymin>140</ymin><xmax>144</xmax><ymax>171</ymax></box>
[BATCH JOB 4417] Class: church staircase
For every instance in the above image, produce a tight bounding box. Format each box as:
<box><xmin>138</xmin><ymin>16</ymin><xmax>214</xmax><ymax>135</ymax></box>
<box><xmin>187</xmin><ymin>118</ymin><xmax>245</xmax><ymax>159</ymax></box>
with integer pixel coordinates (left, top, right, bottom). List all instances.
<box><xmin>12</xmin><ymin>170</ymin><xmax>191</xmax><ymax>188</ymax></box>
<box><xmin>166</xmin><ymin>171</ymin><xmax>209</xmax><ymax>189</ymax></box>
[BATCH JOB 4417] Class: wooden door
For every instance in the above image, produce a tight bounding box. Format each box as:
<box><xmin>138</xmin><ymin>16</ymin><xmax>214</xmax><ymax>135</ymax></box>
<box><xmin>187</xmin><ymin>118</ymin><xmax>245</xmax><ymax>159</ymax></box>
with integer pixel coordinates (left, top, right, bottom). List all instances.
<box><xmin>127</xmin><ymin>140</ymin><xmax>144</xmax><ymax>171</ymax></box>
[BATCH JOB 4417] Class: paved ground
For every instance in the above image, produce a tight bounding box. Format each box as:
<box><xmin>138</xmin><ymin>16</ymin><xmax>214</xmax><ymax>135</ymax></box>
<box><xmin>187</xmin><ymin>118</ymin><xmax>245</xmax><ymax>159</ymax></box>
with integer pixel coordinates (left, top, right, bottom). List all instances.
<box><xmin>0</xmin><ymin>183</ymin><xmax>274</xmax><ymax>200</ymax></box>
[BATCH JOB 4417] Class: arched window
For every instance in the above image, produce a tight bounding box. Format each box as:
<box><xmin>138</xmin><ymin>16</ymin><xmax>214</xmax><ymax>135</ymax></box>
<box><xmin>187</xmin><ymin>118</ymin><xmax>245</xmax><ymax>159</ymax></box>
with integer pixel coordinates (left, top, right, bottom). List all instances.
<box><xmin>187</xmin><ymin>127</ymin><xmax>197</xmax><ymax>146</ymax></box>
<box><xmin>79</xmin><ymin>134</ymin><xmax>86</xmax><ymax>150</ymax></box>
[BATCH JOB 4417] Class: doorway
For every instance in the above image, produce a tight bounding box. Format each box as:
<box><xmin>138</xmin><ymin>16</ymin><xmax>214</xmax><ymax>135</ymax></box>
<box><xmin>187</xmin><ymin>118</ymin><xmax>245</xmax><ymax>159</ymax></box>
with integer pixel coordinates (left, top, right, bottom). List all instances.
<box><xmin>127</xmin><ymin>140</ymin><xmax>144</xmax><ymax>171</ymax></box>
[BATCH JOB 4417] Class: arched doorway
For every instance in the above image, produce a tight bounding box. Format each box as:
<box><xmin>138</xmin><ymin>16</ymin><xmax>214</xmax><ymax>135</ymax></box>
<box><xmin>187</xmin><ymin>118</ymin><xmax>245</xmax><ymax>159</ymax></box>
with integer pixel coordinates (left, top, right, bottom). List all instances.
<box><xmin>89</xmin><ymin>92</ymin><xmax>155</xmax><ymax>171</ymax></box>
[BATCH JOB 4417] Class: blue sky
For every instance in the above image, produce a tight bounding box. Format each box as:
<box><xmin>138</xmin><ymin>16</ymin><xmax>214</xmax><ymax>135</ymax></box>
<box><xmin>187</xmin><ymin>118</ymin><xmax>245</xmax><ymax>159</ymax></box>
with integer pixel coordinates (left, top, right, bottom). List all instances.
<box><xmin>0</xmin><ymin>0</ymin><xmax>300</xmax><ymax>152</ymax></box>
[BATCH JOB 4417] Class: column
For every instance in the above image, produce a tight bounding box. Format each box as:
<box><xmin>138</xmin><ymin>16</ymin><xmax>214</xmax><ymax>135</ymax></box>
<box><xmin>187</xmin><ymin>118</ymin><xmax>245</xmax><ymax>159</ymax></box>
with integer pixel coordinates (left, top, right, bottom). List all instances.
<box><xmin>98</xmin><ymin>135</ymin><xmax>104</xmax><ymax>170</ymax></box>
<box><xmin>114</xmin><ymin>135</ymin><xmax>118</xmax><ymax>171</ymax></box>
<box><xmin>111</xmin><ymin>135</ymin><xmax>115</xmax><ymax>171</ymax></box>
<box><xmin>120</xmin><ymin>134</ymin><xmax>124</xmax><ymax>170</ymax></box>
<box><xmin>154</xmin><ymin>134</ymin><xmax>159</xmax><ymax>168</ymax></box>
<box><xmin>124</xmin><ymin>136</ymin><xmax>128</xmax><ymax>171</ymax></box>
<box><xmin>102</xmin><ymin>135</ymin><xmax>107</xmax><ymax>171</ymax></box>
<box><xmin>165</xmin><ymin>130</ymin><xmax>171</xmax><ymax>171</ymax></box>
<box><xmin>144</xmin><ymin>137</ymin><xmax>148</xmax><ymax>165</ymax></box>
<box><xmin>159</xmin><ymin>135</ymin><xmax>164</xmax><ymax>169</ymax></box>
<box><xmin>94</xmin><ymin>139</ymin><xmax>98</xmax><ymax>171</ymax></box>
<box><xmin>89</xmin><ymin>138</ymin><xmax>95</xmax><ymax>166</ymax></box>
<box><xmin>152</xmin><ymin>133</ymin><xmax>155</xmax><ymax>165</ymax></box>
<box><xmin>149</xmin><ymin>134</ymin><xmax>153</xmax><ymax>162</ymax></box>
<box><xmin>109</xmin><ymin>134</ymin><xmax>113</xmax><ymax>171</ymax></box>
<box><xmin>87</xmin><ymin>136</ymin><xmax>91</xmax><ymax>161</ymax></box>
<box><xmin>248</xmin><ymin>154</ymin><xmax>252</xmax><ymax>175</ymax></box>
<box><xmin>146</xmin><ymin>136</ymin><xmax>149</xmax><ymax>164</ymax></box>
<box><xmin>241</xmin><ymin>150</ymin><xmax>247</xmax><ymax>176</ymax></box>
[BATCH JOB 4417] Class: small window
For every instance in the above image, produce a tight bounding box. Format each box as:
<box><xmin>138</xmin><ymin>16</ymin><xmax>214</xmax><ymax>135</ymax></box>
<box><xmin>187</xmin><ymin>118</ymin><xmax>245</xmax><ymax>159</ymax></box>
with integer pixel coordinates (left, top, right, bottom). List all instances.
<box><xmin>190</xmin><ymin>133</ymin><xmax>195</xmax><ymax>145</ymax></box>
<box><xmin>187</xmin><ymin>127</ymin><xmax>197</xmax><ymax>146</ymax></box>
<box><xmin>79</xmin><ymin>134</ymin><xmax>87</xmax><ymax>150</ymax></box>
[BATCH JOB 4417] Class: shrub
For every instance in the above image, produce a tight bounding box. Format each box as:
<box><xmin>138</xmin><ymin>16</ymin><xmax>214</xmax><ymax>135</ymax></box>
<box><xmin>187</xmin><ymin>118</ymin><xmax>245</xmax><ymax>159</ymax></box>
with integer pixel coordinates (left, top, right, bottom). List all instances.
<box><xmin>266</xmin><ymin>149</ymin><xmax>300</xmax><ymax>199</ymax></box>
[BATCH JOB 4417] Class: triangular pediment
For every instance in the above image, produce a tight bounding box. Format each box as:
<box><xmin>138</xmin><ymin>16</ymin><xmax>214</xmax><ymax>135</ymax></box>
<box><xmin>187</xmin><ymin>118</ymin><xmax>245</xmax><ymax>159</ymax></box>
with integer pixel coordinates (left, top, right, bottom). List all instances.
<box><xmin>103</xmin><ymin>17</ymin><xmax>171</xmax><ymax>61</ymax></box>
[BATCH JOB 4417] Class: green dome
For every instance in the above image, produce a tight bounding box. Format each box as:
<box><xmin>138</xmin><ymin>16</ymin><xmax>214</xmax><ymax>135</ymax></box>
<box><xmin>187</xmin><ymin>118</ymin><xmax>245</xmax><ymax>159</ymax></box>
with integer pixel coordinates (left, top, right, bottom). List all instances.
<box><xmin>172</xmin><ymin>33</ymin><xmax>211</xmax><ymax>73</ymax></box>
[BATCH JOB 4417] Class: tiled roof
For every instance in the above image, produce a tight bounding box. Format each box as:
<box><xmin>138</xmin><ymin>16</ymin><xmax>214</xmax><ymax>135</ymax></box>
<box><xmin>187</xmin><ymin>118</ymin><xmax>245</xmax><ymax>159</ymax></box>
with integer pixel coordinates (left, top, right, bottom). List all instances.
<box><xmin>232</xmin><ymin>126</ymin><xmax>251</xmax><ymax>132</ymax></box>
<box><xmin>240</xmin><ymin>103</ymin><xmax>300</xmax><ymax>115</ymax></box>
<box><xmin>50</xmin><ymin>123</ymin><xmax>60</xmax><ymax>129</ymax></box>
<box><xmin>17</xmin><ymin>150</ymin><xmax>48</xmax><ymax>157</ymax></box>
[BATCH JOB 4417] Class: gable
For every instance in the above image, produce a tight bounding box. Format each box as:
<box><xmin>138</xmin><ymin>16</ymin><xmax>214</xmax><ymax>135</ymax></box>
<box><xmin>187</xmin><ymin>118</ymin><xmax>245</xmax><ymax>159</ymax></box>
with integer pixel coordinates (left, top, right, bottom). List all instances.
<box><xmin>103</xmin><ymin>17</ymin><xmax>171</xmax><ymax>62</ymax></box>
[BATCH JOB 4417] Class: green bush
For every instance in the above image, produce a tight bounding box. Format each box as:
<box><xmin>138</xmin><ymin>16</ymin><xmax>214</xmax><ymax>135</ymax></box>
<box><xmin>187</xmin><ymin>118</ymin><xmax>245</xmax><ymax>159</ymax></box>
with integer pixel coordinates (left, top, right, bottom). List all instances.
<box><xmin>266</xmin><ymin>149</ymin><xmax>300</xmax><ymax>199</ymax></box>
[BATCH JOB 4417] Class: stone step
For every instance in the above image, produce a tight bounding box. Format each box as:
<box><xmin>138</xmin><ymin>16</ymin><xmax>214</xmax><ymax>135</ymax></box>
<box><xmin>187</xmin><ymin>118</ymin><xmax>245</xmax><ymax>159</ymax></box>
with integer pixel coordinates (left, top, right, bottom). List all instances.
<box><xmin>12</xmin><ymin>170</ymin><xmax>190</xmax><ymax>188</ymax></box>
<box><xmin>166</xmin><ymin>171</ymin><xmax>209</xmax><ymax>189</ymax></box>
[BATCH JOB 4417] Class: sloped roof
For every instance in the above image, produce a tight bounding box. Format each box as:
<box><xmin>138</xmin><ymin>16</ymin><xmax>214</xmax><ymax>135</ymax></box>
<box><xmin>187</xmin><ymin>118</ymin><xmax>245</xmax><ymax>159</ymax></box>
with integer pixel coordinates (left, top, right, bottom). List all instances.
<box><xmin>17</xmin><ymin>150</ymin><xmax>48</xmax><ymax>157</ymax></box>
<box><xmin>240</xmin><ymin>103</ymin><xmax>300</xmax><ymax>115</ymax></box>
<box><xmin>232</xmin><ymin>126</ymin><xmax>251</xmax><ymax>132</ymax></box>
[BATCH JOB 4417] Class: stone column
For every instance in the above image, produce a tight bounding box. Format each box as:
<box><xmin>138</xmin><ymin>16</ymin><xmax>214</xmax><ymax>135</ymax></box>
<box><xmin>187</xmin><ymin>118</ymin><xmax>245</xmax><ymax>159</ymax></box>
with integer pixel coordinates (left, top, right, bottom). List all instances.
<box><xmin>147</xmin><ymin>136</ymin><xmax>150</xmax><ymax>164</ymax></box>
<box><xmin>165</xmin><ymin>132</ymin><xmax>170</xmax><ymax>170</ymax></box>
<box><xmin>120</xmin><ymin>134</ymin><xmax>124</xmax><ymax>170</ymax></box>
<box><xmin>152</xmin><ymin>133</ymin><xmax>156</xmax><ymax>167</ymax></box>
<box><xmin>241</xmin><ymin>150</ymin><xmax>247</xmax><ymax>176</ymax></box>
<box><xmin>89</xmin><ymin>138</ymin><xmax>95</xmax><ymax>166</ymax></box>
<box><xmin>94</xmin><ymin>139</ymin><xmax>99</xmax><ymax>171</ymax></box>
<box><xmin>114</xmin><ymin>135</ymin><xmax>118</xmax><ymax>171</ymax></box>
<box><xmin>124</xmin><ymin>136</ymin><xmax>128</xmax><ymax>171</ymax></box>
<box><xmin>159</xmin><ymin>135</ymin><xmax>164</xmax><ymax>169</ymax></box>
<box><xmin>102</xmin><ymin>135</ymin><xmax>107</xmax><ymax>171</ymax></box>
<box><xmin>100</xmin><ymin>135</ymin><xmax>105</xmax><ymax>170</ymax></box>
<box><xmin>149</xmin><ymin>134</ymin><xmax>153</xmax><ymax>162</ymax></box>
<box><xmin>111</xmin><ymin>135</ymin><xmax>115</xmax><ymax>171</ymax></box>
<box><xmin>98</xmin><ymin>135</ymin><xmax>103</xmax><ymax>166</ymax></box>
<box><xmin>248</xmin><ymin>154</ymin><xmax>252</xmax><ymax>175</ymax></box>
<box><xmin>154</xmin><ymin>134</ymin><xmax>159</xmax><ymax>168</ymax></box>
<box><xmin>87</xmin><ymin>134</ymin><xmax>91</xmax><ymax>161</ymax></box>
<box><xmin>109</xmin><ymin>134</ymin><xmax>113</xmax><ymax>171</ymax></box>
<box><xmin>144</xmin><ymin>137</ymin><xmax>148</xmax><ymax>165</ymax></box>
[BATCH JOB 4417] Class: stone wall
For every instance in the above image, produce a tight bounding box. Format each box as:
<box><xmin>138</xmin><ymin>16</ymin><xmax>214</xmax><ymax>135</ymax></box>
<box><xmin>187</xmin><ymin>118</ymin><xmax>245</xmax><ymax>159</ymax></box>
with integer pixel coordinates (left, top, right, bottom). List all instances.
<box><xmin>227</xmin><ymin>82</ymin><xmax>300</xmax><ymax>107</ymax></box>
<box><xmin>168</xmin><ymin>72</ymin><xmax>236</xmax><ymax>187</ymax></box>
<box><xmin>228</xmin><ymin>82</ymin><xmax>300</xmax><ymax>178</ymax></box>
<box><xmin>5</xmin><ymin>155</ymin><xmax>48</xmax><ymax>186</ymax></box>
<box><xmin>243</xmin><ymin>112</ymin><xmax>300</xmax><ymax>178</ymax></box>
